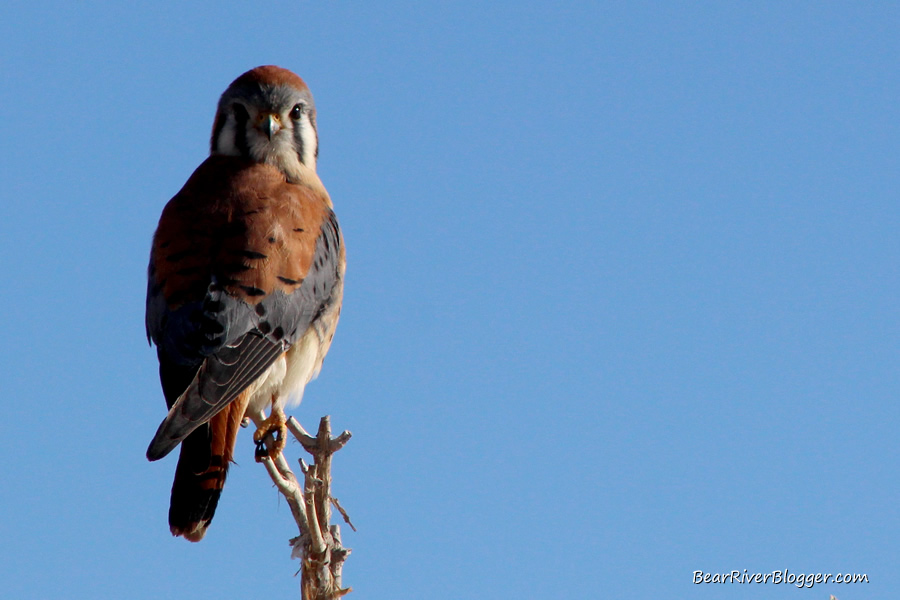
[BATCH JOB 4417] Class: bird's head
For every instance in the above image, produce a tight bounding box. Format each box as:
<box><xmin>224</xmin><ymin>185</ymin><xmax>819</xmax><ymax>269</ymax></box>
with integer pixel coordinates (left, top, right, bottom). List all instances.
<box><xmin>211</xmin><ymin>66</ymin><xmax>319</xmax><ymax>180</ymax></box>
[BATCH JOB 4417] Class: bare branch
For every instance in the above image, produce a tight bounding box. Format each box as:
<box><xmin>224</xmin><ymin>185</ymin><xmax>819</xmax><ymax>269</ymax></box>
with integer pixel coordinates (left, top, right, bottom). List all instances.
<box><xmin>330</xmin><ymin>496</ymin><xmax>357</xmax><ymax>532</ymax></box>
<box><xmin>259</xmin><ymin>454</ymin><xmax>309</xmax><ymax>535</ymax></box>
<box><xmin>287</xmin><ymin>416</ymin><xmax>319</xmax><ymax>450</ymax></box>
<box><xmin>259</xmin><ymin>415</ymin><xmax>353</xmax><ymax>599</ymax></box>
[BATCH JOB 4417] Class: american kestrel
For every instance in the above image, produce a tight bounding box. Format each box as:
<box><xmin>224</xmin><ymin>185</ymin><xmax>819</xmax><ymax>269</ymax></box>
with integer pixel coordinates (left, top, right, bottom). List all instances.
<box><xmin>145</xmin><ymin>66</ymin><xmax>345</xmax><ymax>542</ymax></box>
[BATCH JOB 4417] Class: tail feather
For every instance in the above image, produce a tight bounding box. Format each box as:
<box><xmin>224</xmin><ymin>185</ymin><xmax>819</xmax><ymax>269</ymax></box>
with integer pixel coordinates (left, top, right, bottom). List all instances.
<box><xmin>167</xmin><ymin>390</ymin><xmax>250</xmax><ymax>542</ymax></box>
<box><xmin>168</xmin><ymin>424</ymin><xmax>222</xmax><ymax>541</ymax></box>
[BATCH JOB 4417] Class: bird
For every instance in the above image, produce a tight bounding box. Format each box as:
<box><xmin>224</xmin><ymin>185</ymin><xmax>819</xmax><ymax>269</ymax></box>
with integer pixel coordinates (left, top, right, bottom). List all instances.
<box><xmin>144</xmin><ymin>66</ymin><xmax>345</xmax><ymax>542</ymax></box>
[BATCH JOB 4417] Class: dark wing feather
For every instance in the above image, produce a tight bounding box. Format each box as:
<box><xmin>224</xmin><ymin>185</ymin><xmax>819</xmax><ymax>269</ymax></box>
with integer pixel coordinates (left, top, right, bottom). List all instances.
<box><xmin>146</xmin><ymin>333</ymin><xmax>285</xmax><ymax>461</ymax></box>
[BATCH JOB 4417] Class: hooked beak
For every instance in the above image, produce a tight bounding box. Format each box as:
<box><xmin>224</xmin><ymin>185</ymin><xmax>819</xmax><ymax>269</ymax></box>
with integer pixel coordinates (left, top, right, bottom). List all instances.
<box><xmin>256</xmin><ymin>112</ymin><xmax>282</xmax><ymax>140</ymax></box>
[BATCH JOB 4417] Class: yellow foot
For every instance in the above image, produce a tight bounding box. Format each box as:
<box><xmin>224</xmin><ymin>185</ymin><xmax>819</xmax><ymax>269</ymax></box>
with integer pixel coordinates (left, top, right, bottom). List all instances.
<box><xmin>253</xmin><ymin>407</ymin><xmax>287</xmax><ymax>462</ymax></box>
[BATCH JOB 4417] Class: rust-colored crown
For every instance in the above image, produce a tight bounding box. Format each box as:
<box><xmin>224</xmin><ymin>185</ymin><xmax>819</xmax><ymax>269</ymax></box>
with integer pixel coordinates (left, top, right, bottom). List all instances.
<box><xmin>227</xmin><ymin>65</ymin><xmax>309</xmax><ymax>93</ymax></box>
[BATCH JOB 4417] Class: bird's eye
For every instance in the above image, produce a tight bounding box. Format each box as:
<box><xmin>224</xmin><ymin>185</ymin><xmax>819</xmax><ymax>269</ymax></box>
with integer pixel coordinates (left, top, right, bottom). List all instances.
<box><xmin>290</xmin><ymin>104</ymin><xmax>305</xmax><ymax>120</ymax></box>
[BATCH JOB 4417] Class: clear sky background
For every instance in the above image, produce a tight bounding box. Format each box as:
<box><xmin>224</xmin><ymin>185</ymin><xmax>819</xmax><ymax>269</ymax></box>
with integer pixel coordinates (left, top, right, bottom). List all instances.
<box><xmin>1</xmin><ymin>2</ymin><xmax>897</xmax><ymax>599</ymax></box>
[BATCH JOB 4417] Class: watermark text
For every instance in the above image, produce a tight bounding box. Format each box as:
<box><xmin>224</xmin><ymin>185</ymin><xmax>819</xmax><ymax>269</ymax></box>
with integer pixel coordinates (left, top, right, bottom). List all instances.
<box><xmin>692</xmin><ymin>569</ymin><xmax>868</xmax><ymax>589</ymax></box>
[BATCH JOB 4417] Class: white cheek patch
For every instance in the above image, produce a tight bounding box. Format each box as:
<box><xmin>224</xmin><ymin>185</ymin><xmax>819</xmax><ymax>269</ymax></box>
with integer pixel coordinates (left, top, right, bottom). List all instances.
<box><xmin>214</xmin><ymin>116</ymin><xmax>239</xmax><ymax>156</ymax></box>
<box><xmin>295</xmin><ymin>113</ymin><xmax>317</xmax><ymax>169</ymax></box>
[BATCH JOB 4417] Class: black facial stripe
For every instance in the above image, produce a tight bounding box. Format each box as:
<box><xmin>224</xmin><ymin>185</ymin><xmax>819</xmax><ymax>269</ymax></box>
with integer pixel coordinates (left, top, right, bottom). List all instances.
<box><xmin>308</xmin><ymin>111</ymin><xmax>318</xmax><ymax>159</ymax></box>
<box><xmin>233</xmin><ymin>103</ymin><xmax>250</xmax><ymax>157</ymax></box>
<box><xmin>211</xmin><ymin>114</ymin><xmax>228</xmax><ymax>154</ymax></box>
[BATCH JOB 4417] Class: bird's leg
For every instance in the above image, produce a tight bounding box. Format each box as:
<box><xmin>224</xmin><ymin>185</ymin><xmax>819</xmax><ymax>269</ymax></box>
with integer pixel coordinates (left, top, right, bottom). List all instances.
<box><xmin>253</xmin><ymin>396</ymin><xmax>287</xmax><ymax>462</ymax></box>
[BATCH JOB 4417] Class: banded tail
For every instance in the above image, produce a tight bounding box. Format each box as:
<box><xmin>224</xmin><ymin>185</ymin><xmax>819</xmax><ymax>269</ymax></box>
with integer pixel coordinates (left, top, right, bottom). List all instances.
<box><xmin>167</xmin><ymin>391</ymin><xmax>249</xmax><ymax>541</ymax></box>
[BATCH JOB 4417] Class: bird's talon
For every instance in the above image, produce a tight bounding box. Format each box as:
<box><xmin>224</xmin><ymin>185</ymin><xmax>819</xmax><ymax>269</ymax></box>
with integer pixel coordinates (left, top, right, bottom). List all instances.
<box><xmin>253</xmin><ymin>410</ymin><xmax>287</xmax><ymax>460</ymax></box>
<box><xmin>255</xmin><ymin>439</ymin><xmax>269</xmax><ymax>462</ymax></box>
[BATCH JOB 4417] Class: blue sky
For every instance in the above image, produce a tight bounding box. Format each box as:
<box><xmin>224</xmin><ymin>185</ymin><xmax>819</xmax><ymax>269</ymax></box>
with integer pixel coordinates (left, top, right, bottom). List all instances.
<box><xmin>1</xmin><ymin>2</ymin><xmax>897</xmax><ymax>598</ymax></box>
